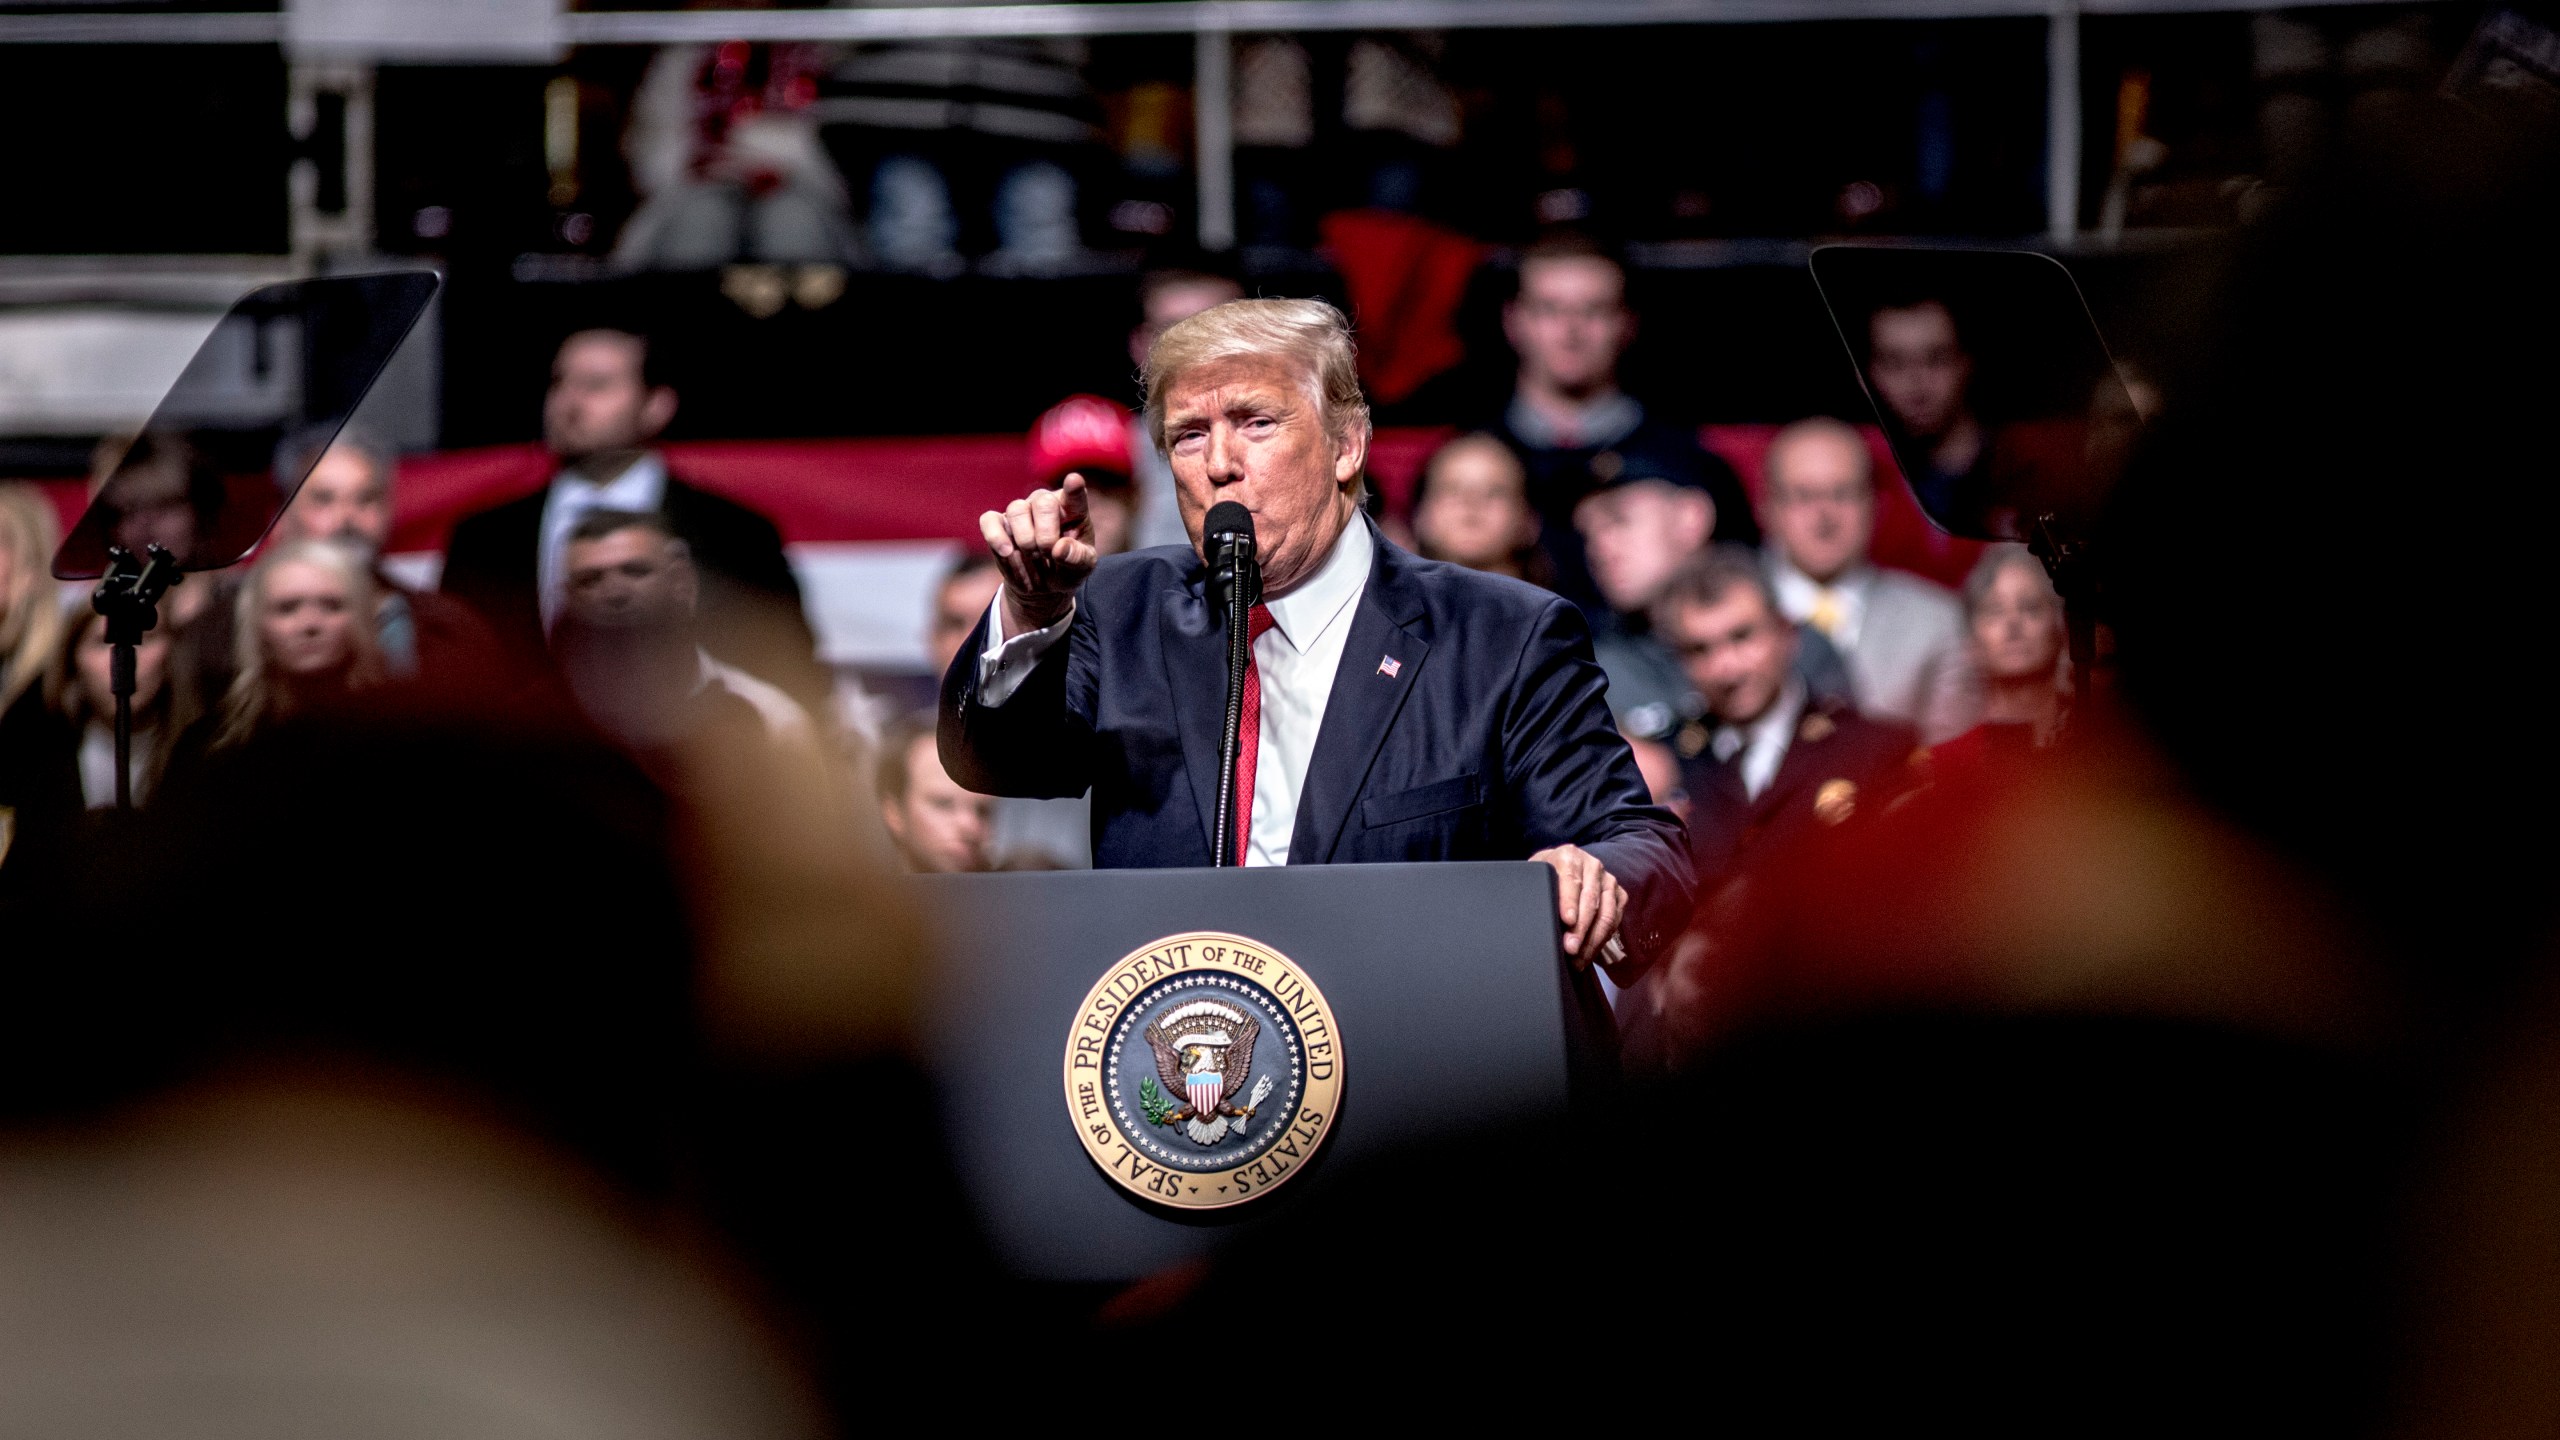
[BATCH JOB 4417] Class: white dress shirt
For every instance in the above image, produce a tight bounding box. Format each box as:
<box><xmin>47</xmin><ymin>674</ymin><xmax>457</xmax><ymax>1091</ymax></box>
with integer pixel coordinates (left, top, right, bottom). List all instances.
<box><xmin>78</xmin><ymin>722</ymin><xmax>150</xmax><ymax>809</ymax></box>
<box><xmin>1710</xmin><ymin>676</ymin><xmax>1806</xmax><ymax>801</ymax></box>
<box><xmin>537</xmin><ymin>453</ymin><xmax>669</xmax><ymax>631</ymax></box>
<box><xmin>698</xmin><ymin>650</ymin><xmax>819</xmax><ymax>748</ymax></box>
<box><xmin>975</xmin><ymin>515</ymin><xmax>1376</xmax><ymax>866</ymax></box>
<box><xmin>1768</xmin><ymin>555</ymin><xmax>1873</xmax><ymax>653</ymax></box>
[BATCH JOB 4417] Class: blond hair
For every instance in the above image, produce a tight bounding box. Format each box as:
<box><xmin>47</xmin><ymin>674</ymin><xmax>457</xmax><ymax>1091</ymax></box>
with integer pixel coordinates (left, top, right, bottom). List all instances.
<box><xmin>0</xmin><ymin>484</ymin><xmax>66</xmax><ymax>715</ymax></box>
<box><xmin>1142</xmin><ymin>297</ymin><xmax>1372</xmax><ymax>456</ymax></box>
<box><xmin>44</xmin><ymin>600</ymin><xmax>204</xmax><ymax>803</ymax></box>
<box><xmin>218</xmin><ymin>537</ymin><xmax>385</xmax><ymax>748</ymax></box>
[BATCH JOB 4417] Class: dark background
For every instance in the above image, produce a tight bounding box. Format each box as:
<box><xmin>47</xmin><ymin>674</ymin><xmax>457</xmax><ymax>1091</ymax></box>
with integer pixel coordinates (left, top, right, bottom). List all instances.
<box><xmin>0</xmin><ymin>7</ymin><xmax>2437</xmax><ymax>449</ymax></box>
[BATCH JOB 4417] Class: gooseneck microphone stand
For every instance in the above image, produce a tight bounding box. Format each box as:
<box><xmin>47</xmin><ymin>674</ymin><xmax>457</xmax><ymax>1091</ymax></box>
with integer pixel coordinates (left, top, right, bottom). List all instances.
<box><xmin>91</xmin><ymin>543</ymin><xmax>184</xmax><ymax>812</ymax></box>
<box><xmin>1204</xmin><ymin>503</ymin><xmax>1261</xmax><ymax>868</ymax></box>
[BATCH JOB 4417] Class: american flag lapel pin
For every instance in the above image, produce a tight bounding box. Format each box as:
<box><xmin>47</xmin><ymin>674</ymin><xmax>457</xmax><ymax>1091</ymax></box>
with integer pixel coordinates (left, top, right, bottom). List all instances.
<box><xmin>1377</xmin><ymin>653</ymin><xmax>1402</xmax><ymax>679</ymax></box>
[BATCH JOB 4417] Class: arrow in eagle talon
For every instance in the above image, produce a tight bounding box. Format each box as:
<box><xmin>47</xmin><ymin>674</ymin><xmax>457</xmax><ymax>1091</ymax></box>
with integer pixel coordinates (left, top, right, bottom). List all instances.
<box><xmin>1229</xmin><ymin>1075</ymin><xmax>1275</xmax><ymax>1131</ymax></box>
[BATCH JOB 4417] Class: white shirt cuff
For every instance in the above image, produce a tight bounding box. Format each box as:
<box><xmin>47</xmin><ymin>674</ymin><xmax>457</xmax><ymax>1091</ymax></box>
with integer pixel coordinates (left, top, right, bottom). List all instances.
<box><xmin>975</xmin><ymin>593</ymin><xmax>1074</xmax><ymax>706</ymax></box>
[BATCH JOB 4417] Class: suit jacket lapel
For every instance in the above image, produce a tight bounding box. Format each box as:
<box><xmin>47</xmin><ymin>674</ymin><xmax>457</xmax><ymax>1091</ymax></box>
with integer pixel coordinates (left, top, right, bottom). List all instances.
<box><xmin>658</xmin><ymin>474</ymin><xmax>698</xmax><ymax>526</ymax></box>
<box><xmin>1290</xmin><ymin>531</ymin><xmax>1430</xmax><ymax>863</ymax></box>
<box><xmin>465</xmin><ymin>488</ymin><xmax>544</xmax><ymax>574</ymax></box>
<box><xmin>1157</xmin><ymin>569</ymin><xmax>1231</xmax><ymax>862</ymax></box>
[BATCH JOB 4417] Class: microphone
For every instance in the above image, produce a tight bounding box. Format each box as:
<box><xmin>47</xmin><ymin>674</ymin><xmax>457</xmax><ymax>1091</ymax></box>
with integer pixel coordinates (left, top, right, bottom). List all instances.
<box><xmin>1203</xmin><ymin>500</ymin><xmax>1260</xmax><ymax>612</ymax></box>
<box><xmin>1204</xmin><ymin>502</ymin><xmax>1259</xmax><ymax>867</ymax></box>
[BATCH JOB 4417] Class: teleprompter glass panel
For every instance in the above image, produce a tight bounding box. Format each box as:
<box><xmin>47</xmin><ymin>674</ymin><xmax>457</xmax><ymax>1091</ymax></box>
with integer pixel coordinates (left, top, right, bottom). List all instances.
<box><xmin>1810</xmin><ymin>246</ymin><xmax>2139</xmax><ymax>544</ymax></box>
<box><xmin>53</xmin><ymin>271</ymin><xmax>440</xmax><ymax>580</ymax></box>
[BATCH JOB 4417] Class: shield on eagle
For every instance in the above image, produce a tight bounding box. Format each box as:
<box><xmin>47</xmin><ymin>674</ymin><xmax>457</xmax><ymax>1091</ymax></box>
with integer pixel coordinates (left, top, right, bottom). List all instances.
<box><xmin>1143</xmin><ymin>999</ymin><xmax>1261</xmax><ymax>1146</ymax></box>
<box><xmin>1187</xmin><ymin>1069</ymin><xmax>1225</xmax><ymax>1120</ymax></box>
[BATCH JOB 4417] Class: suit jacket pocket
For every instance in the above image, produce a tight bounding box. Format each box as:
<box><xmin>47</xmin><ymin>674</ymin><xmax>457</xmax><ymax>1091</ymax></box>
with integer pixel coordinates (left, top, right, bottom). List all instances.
<box><xmin>1360</xmin><ymin>774</ymin><xmax>1485</xmax><ymax>829</ymax></box>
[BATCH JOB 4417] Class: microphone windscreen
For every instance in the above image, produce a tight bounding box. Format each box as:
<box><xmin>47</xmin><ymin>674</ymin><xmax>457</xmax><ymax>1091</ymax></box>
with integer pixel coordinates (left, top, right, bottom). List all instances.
<box><xmin>1203</xmin><ymin>501</ymin><xmax>1255</xmax><ymax>543</ymax></box>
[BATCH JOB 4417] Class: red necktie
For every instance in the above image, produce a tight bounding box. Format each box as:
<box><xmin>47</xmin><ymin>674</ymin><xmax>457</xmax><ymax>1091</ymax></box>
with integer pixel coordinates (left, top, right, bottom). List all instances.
<box><xmin>1232</xmin><ymin>603</ymin><xmax>1278</xmax><ymax>865</ymax></box>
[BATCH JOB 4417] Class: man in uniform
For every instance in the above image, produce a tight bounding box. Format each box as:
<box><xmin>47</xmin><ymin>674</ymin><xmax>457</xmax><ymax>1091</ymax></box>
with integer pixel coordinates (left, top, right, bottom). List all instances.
<box><xmin>1575</xmin><ymin>448</ymin><xmax>1852</xmax><ymax>745</ymax></box>
<box><xmin>1656</xmin><ymin>547</ymin><xmax>1917</xmax><ymax>888</ymax></box>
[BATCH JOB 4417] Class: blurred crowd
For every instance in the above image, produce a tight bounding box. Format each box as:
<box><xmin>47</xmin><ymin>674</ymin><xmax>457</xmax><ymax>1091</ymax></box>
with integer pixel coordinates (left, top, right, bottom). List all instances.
<box><xmin>0</xmin><ymin>233</ymin><xmax>2055</xmax><ymax>1026</ymax></box>
<box><xmin>0</xmin><ymin>229</ymin><xmax>2078</xmax><ymax>1414</ymax></box>
<box><xmin>12</xmin><ymin>38</ymin><xmax>2560</xmax><ymax>1417</ymax></box>
<box><xmin>0</xmin><ymin>247</ymin><xmax>2078</xmax><ymax>1117</ymax></box>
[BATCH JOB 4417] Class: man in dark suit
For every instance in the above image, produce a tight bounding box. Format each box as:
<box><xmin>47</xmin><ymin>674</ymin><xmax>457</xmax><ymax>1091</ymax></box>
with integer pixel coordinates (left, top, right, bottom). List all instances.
<box><xmin>439</xmin><ymin>329</ymin><xmax>819</xmax><ymax>696</ymax></box>
<box><xmin>940</xmin><ymin>298</ymin><xmax>1690</xmax><ymax>974</ymax></box>
<box><xmin>1654</xmin><ymin>547</ymin><xmax>1918</xmax><ymax>886</ymax></box>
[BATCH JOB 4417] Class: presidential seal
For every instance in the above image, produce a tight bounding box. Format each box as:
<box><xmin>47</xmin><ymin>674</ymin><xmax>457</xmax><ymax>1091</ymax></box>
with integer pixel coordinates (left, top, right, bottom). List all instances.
<box><xmin>1062</xmin><ymin>931</ymin><xmax>1344</xmax><ymax>1210</ymax></box>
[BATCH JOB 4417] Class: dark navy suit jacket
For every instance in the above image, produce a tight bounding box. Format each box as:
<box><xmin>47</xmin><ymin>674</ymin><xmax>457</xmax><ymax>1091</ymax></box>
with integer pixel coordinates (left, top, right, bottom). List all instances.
<box><xmin>938</xmin><ymin>520</ymin><xmax>1695</xmax><ymax>963</ymax></box>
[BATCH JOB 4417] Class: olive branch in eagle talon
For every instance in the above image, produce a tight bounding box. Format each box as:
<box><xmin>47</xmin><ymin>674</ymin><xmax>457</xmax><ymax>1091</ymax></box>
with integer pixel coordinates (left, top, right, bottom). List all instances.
<box><xmin>1137</xmin><ymin>1075</ymin><xmax>1175</xmax><ymax>1126</ymax></box>
<box><xmin>1140</xmin><ymin>1000</ymin><xmax>1274</xmax><ymax>1146</ymax></box>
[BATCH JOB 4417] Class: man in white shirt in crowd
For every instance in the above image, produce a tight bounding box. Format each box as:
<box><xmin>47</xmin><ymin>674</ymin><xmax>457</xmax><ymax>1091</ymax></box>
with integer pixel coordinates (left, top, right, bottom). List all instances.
<box><xmin>1758</xmin><ymin>416</ymin><xmax>1979</xmax><ymax>744</ymax></box>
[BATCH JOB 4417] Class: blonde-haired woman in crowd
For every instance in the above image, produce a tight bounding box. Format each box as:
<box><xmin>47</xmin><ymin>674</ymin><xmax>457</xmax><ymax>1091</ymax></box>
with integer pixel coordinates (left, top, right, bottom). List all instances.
<box><xmin>0</xmin><ymin>485</ymin><xmax>70</xmax><ymax>867</ymax></box>
<box><xmin>0</xmin><ymin>592</ymin><xmax>203</xmax><ymax>882</ymax></box>
<box><xmin>0</xmin><ymin>485</ymin><xmax>65</xmax><ymax>728</ymax></box>
<box><xmin>216</xmin><ymin>537</ymin><xmax>385</xmax><ymax>749</ymax></box>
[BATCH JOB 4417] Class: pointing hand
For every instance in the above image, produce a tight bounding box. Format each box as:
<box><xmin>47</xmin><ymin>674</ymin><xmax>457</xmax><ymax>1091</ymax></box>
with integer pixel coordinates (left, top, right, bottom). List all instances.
<box><xmin>980</xmin><ymin>472</ymin><xmax>1100</xmax><ymax>634</ymax></box>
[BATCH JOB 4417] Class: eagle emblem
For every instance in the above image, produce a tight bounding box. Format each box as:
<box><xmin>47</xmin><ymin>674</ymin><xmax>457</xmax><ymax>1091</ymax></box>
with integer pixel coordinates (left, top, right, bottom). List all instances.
<box><xmin>1140</xmin><ymin>999</ymin><xmax>1274</xmax><ymax>1145</ymax></box>
<box><xmin>1066</xmin><ymin>933</ymin><xmax>1343</xmax><ymax>1208</ymax></box>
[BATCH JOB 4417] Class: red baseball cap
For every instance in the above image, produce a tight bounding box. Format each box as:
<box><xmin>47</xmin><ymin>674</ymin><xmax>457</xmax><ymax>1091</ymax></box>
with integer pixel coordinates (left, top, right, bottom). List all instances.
<box><xmin>1029</xmin><ymin>393</ymin><xmax>1135</xmax><ymax>487</ymax></box>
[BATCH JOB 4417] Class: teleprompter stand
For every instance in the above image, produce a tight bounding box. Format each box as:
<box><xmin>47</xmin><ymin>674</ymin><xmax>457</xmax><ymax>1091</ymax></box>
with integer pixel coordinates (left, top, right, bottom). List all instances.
<box><xmin>90</xmin><ymin>543</ymin><xmax>184</xmax><ymax>811</ymax></box>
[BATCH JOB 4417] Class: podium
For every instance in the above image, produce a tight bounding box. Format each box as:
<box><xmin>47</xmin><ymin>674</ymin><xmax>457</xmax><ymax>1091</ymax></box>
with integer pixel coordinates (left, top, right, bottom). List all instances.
<box><xmin>914</xmin><ymin>862</ymin><xmax>1606</xmax><ymax>1282</ymax></box>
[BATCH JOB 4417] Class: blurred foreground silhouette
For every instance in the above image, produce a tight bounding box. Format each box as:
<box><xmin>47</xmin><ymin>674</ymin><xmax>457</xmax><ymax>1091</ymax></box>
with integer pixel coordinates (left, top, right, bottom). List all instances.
<box><xmin>9</xmin><ymin>27</ymin><xmax>2560</xmax><ymax>1434</ymax></box>
<box><xmin>1137</xmin><ymin>47</ymin><xmax>2560</xmax><ymax>1435</ymax></box>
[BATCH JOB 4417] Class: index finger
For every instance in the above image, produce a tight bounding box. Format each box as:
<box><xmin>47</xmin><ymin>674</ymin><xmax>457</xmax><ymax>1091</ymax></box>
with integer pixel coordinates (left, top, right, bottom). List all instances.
<box><xmin>1058</xmin><ymin>472</ymin><xmax>1090</xmax><ymax>528</ymax></box>
<box><xmin>979</xmin><ymin>509</ymin><xmax>1018</xmax><ymax>560</ymax></box>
